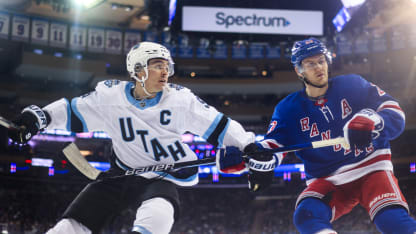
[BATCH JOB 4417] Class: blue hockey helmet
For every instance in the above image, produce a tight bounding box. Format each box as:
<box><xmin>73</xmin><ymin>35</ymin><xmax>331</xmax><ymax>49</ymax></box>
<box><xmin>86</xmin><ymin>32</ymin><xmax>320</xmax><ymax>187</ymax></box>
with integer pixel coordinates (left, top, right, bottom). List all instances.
<box><xmin>291</xmin><ymin>38</ymin><xmax>332</xmax><ymax>69</ymax></box>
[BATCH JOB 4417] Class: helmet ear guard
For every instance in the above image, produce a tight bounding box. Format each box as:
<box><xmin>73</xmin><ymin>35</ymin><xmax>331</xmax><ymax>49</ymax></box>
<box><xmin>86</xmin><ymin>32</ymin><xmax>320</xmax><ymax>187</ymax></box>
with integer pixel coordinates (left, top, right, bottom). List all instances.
<box><xmin>134</xmin><ymin>63</ymin><xmax>146</xmax><ymax>74</ymax></box>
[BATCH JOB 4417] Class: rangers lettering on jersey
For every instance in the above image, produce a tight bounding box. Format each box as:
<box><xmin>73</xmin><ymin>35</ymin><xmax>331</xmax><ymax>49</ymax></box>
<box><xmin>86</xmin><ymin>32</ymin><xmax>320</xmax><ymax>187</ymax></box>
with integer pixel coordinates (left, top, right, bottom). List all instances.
<box><xmin>310</xmin><ymin>123</ymin><xmax>319</xmax><ymax>137</ymax></box>
<box><xmin>300</xmin><ymin>117</ymin><xmax>310</xmax><ymax>131</ymax></box>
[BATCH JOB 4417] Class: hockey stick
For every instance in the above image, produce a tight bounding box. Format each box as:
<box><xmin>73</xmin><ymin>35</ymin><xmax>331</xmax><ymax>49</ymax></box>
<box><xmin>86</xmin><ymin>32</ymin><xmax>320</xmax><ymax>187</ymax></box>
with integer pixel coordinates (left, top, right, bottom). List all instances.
<box><xmin>62</xmin><ymin>137</ymin><xmax>347</xmax><ymax>180</ymax></box>
<box><xmin>62</xmin><ymin>143</ymin><xmax>102</xmax><ymax>180</ymax></box>
<box><xmin>0</xmin><ymin>116</ymin><xmax>20</xmax><ymax>130</ymax></box>
<box><xmin>62</xmin><ymin>142</ymin><xmax>216</xmax><ymax>180</ymax></box>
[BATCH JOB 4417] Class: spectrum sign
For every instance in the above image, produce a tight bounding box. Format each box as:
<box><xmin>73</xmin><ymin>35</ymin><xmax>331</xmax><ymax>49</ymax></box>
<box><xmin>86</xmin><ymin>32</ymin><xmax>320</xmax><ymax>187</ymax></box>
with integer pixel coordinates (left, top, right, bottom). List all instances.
<box><xmin>182</xmin><ymin>6</ymin><xmax>323</xmax><ymax>35</ymax></box>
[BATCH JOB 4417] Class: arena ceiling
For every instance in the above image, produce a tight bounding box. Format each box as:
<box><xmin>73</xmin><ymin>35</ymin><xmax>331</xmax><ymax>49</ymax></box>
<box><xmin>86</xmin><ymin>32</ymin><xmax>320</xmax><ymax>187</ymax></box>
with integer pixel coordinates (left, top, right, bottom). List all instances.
<box><xmin>0</xmin><ymin>0</ymin><xmax>150</xmax><ymax>29</ymax></box>
<box><xmin>0</xmin><ymin>0</ymin><xmax>343</xmax><ymax>34</ymax></box>
<box><xmin>0</xmin><ymin>0</ymin><xmax>413</xmax><ymax>43</ymax></box>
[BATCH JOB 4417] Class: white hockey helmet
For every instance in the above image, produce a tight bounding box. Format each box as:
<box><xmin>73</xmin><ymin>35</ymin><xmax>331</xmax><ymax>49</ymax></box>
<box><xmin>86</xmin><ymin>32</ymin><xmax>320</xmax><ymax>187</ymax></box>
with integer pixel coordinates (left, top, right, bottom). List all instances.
<box><xmin>126</xmin><ymin>42</ymin><xmax>174</xmax><ymax>81</ymax></box>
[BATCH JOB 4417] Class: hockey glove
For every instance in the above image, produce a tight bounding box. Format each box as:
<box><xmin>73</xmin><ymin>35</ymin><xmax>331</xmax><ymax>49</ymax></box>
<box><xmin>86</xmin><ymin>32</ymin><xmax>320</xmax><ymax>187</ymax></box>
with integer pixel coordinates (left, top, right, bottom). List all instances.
<box><xmin>8</xmin><ymin>105</ymin><xmax>48</xmax><ymax>144</ymax></box>
<box><xmin>244</xmin><ymin>143</ymin><xmax>276</xmax><ymax>192</ymax></box>
<box><xmin>343</xmin><ymin>108</ymin><xmax>383</xmax><ymax>151</ymax></box>
<box><xmin>216</xmin><ymin>146</ymin><xmax>248</xmax><ymax>174</ymax></box>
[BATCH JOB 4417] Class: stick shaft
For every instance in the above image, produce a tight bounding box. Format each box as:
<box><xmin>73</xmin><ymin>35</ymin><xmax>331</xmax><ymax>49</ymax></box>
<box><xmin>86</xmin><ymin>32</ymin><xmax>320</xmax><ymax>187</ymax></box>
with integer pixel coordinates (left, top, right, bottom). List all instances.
<box><xmin>0</xmin><ymin>116</ymin><xmax>19</xmax><ymax>130</ymax></box>
<box><xmin>259</xmin><ymin>137</ymin><xmax>347</xmax><ymax>154</ymax></box>
<box><xmin>126</xmin><ymin>137</ymin><xmax>346</xmax><ymax>174</ymax></box>
<box><xmin>63</xmin><ymin>138</ymin><xmax>346</xmax><ymax>179</ymax></box>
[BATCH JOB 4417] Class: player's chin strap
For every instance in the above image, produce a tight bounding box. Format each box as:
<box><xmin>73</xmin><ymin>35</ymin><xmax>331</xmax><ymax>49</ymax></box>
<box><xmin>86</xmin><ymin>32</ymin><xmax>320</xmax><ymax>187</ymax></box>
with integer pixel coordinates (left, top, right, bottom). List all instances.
<box><xmin>299</xmin><ymin>74</ymin><xmax>327</xmax><ymax>88</ymax></box>
<box><xmin>132</xmin><ymin>74</ymin><xmax>153</xmax><ymax>98</ymax></box>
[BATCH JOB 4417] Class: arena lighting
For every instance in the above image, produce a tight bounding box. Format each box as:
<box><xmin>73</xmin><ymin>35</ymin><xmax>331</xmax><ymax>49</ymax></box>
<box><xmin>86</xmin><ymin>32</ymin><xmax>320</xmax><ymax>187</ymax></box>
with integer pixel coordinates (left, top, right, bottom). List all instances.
<box><xmin>89</xmin><ymin>161</ymin><xmax>110</xmax><ymax>171</ymax></box>
<box><xmin>48</xmin><ymin>167</ymin><xmax>55</xmax><ymax>176</ymax></box>
<box><xmin>54</xmin><ymin>52</ymin><xmax>63</xmax><ymax>57</ymax></box>
<box><xmin>76</xmin><ymin>132</ymin><xmax>94</xmax><ymax>138</ymax></box>
<box><xmin>283</xmin><ymin>172</ymin><xmax>291</xmax><ymax>181</ymax></box>
<box><xmin>333</xmin><ymin>0</ymin><xmax>367</xmax><ymax>32</ymax></box>
<box><xmin>72</xmin><ymin>0</ymin><xmax>105</xmax><ymax>9</ymax></box>
<box><xmin>92</xmin><ymin>132</ymin><xmax>109</xmax><ymax>139</ymax></box>
<box><xmin>200</xmin><ymin>164</ymin><xmax>305</xmax><ymax>177</ymax></box>
<box><xmin>74</xmin><ymin>54</ymin><xmax>83</xmax><ymax>60</ymax></box>
<box><xmin>10</xmin><ymin>163</ymin><xmax>16</xmax><ymax>173</ymax></box>
<box><xmin>79</xmin><ymin>150</ymin><xmax>93</xmax><ymax>156</ymax></box>
<box><xmin>31</xmin><ymin>158</ymin><xmax>53</xmax><ymax>167</ymax></box>
<box><xmin>341</xmin><ymin>0</ymin><xmax>366</xmax><ymax>8</ymax></box>
<box><xmin>33</xmin><ymin>49</ymin><xmax>43</xmax><ymax>55</ymax></box>
<box><xmin>43</xmin><ymin>129</ymin><xmax>72</xmax><ymax>136</ymax></box>
<box><xmin>168</xmin><ymin>0</ymin><xmax>177</xmax><ymax>26</ymax></box>
<box><xmin>31</xmin><ymin>134</ymin><xmax>75</xmax><ymax>142</ymax></box>
<box><xmin>301</xmin><ymin>172</ymin><xmax>306</xmax><ymax>179</ymax></box>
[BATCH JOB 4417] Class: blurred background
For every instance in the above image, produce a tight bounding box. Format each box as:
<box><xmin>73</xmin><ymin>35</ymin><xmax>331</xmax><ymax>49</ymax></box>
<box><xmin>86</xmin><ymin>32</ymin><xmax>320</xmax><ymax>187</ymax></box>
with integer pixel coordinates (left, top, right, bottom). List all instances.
<box><xmin>0</xmin><ymin>0</ymin><xmax>415</xmax><ymax>233</ymax></box>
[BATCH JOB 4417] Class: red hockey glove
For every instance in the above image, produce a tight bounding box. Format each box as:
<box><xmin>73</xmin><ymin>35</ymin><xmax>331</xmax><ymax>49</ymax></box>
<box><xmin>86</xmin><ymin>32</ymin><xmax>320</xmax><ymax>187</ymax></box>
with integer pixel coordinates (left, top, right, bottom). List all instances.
<box><xmin>343</xmin><ymin>109</ymin><xmax>383</xmax><ymax>151</ymax></box>
<box><xmin>216</xmin><ymin>146</ymin><xmax>248</xmax><ymax>174</ymax></box>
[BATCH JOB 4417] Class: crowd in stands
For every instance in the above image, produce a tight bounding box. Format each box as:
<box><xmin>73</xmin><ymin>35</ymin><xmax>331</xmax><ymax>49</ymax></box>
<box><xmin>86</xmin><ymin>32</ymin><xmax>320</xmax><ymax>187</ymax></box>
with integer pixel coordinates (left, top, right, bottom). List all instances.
<box><xmin>1</xmin><ymin>173</ymin><xmax>415</xmax><ymax>234</ymax></box>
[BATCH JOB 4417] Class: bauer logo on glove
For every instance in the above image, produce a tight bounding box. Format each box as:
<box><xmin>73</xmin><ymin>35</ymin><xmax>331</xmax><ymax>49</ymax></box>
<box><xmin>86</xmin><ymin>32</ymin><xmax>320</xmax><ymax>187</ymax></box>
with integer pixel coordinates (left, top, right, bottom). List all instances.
<box><xmin>248</xmin><ymin>157</ymin><xmax>276</xmax><ymax>172</ymax></box>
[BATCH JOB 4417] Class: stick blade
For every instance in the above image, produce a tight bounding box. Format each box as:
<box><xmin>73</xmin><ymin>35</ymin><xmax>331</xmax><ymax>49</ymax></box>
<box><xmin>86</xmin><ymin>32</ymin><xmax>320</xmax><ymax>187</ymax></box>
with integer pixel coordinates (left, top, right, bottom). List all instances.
<box><xmin>62</xmin><ymin>143</ymin><xmax>101</xmax><ymax>180</ymax></box>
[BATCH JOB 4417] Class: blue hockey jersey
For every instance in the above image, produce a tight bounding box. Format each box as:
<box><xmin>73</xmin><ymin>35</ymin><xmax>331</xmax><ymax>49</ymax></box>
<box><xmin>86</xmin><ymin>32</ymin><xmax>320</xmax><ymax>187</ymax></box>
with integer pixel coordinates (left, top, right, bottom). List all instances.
<box><xmin>260</xmin><ymin>74</ymin><xmax>405</xmax><ymax>185</ymax></box>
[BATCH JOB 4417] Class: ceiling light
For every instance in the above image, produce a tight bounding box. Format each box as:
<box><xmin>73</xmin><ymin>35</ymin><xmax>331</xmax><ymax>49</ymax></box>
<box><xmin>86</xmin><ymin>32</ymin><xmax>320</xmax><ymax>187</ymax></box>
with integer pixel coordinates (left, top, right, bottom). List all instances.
<box><xmin>72</xmin><ymin>0</ymin><xmax>105</xmax><ymax>9</ymax></box>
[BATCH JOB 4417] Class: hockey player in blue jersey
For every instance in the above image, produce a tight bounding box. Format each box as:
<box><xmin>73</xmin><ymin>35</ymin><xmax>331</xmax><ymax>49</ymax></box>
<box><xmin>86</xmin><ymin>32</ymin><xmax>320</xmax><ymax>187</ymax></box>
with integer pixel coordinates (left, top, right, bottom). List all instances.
<box><xmin>219</xmin><ymin>38</ymin><xmax>416</xmax><ymax>233</ymax></box>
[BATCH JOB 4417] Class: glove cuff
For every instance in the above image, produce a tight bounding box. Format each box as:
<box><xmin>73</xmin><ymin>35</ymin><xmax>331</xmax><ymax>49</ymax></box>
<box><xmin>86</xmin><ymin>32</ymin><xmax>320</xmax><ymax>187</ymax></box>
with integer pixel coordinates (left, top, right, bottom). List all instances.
<box><xmin>22</xmin><ymin>105</ymin><xmax>48</xmax><ymax>130</ymax></box>
<box><xmin>356</xmin><ymin>109</ymin><xmax>384</xmax><ymax>129</ymax></box>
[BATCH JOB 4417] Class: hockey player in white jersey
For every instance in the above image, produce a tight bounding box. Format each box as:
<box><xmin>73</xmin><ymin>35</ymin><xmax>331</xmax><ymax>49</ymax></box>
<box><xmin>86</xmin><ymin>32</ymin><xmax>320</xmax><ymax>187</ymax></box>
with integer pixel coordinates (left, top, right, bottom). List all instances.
<box><xmin>7</xmin><ymin>42</ymin><xmax>258</xmax><ymax>234</ymax></box>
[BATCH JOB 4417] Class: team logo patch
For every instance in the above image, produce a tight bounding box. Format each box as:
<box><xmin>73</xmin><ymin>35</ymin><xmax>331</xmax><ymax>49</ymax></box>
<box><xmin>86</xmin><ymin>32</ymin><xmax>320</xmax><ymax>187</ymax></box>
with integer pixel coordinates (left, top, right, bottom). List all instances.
<box><xmin>267</xmin><ymin>121</ymin><xmax>277</xmax><ymax>134</ymax></box>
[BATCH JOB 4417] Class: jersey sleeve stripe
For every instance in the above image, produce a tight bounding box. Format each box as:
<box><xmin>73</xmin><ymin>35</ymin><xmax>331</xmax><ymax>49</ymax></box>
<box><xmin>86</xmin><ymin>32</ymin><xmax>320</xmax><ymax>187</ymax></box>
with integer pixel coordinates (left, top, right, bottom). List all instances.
<box><xmin>203</xmin><ymin>113</ymin><xmax>230</xmax><ymax>147</ymax></box>
<box><xmin>259</xmin><ymin>139</ymin><xmax>283</xmax><ymax>149</ymax></box>
<box><xmin>70</xmin><ymin>98</ymin><xmax>89</xmax><ymax>132</ymax></box>
<box><xmin>63</xmin><ymin>98</ymin><xmax>71</xmax><ymax>131</ymax></box>
<box><xmin>216</xmin><ymin>118</ymin><xmax>230</xmax><ymax>148</ymax></box>
<box><xmin>202</xmin><ymin>113</ymin><xmax>223</xmax><ymax>140</ymax></box>
<box><xmin>376</xmin><ymin>101</ymin><xmax>405</xmax><ymax>120</ymax></box>
<box><xmin>259</xmin><ymin>139</ymin><xmax>287</xmax><ymax>165</ymax></box>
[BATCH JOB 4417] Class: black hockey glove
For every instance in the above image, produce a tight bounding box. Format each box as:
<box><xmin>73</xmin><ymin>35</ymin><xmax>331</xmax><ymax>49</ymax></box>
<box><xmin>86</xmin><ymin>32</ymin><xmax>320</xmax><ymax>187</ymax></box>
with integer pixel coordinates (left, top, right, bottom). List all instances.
<box><xmin>244</xmin><ymin>143</ymin><xmax>276</xmax><ymax>192</ymax></box>
<box><xmin>8</xmin><ymin>105</ymin><xmax>48</xmax><ymax>144</ymax></box>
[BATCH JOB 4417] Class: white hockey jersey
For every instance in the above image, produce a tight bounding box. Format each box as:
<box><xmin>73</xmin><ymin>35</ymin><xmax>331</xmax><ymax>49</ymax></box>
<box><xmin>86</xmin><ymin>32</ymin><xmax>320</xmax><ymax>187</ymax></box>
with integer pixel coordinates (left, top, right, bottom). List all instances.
<box><xmin>43</xmin><ymin>80</ymin><xmax>255</xmax><ymax>186</ymax></box>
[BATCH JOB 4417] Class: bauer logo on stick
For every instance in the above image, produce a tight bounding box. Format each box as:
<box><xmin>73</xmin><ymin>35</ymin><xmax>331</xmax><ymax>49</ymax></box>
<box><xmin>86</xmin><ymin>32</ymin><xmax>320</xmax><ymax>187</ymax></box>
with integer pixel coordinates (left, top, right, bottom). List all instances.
<box><xmin>125</xmin><ymin>164</ymin><xmax>175</xmax><ymax>175</ymax></box>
